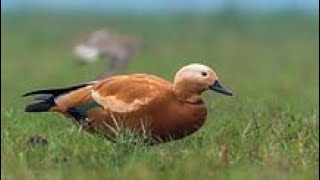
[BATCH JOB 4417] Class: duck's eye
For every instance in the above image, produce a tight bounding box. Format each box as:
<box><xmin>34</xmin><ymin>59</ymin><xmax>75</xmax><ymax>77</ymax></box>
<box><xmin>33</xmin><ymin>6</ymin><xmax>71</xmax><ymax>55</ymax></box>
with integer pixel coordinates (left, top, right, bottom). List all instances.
<box><xmin>201</xmin><ymin>71</ymin><xmax>207</xmax><ymax>77</ymax></box>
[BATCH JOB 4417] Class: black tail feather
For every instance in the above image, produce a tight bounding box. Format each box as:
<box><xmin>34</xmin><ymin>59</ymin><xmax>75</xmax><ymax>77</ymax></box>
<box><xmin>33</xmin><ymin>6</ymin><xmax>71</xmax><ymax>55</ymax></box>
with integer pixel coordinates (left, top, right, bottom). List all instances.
<box><xmin>23</xmin><ymin>83</ymin><xmax>92</xmax><ymax>113</ymax></box>
<box><xmin>25</xmin><ymin>101</ymin><xmax>54</xmax><ymax>112</ymax></box>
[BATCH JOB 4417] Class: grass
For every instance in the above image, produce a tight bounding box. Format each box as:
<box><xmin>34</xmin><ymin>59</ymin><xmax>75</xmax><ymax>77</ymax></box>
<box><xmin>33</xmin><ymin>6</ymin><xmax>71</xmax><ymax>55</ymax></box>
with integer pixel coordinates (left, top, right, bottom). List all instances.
<box><xmin>1</xmin><ymin>12</ymin><xmax>319</xmax><ymax>179</ymax></box>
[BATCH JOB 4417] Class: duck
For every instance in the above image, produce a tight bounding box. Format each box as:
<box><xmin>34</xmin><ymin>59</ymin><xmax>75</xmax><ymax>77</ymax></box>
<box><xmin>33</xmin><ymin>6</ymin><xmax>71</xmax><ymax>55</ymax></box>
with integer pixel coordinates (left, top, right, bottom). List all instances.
<box><xmin>23</xmin><ymin>63</ymin><xmax>233</xmax><ymax>144</ymax></box>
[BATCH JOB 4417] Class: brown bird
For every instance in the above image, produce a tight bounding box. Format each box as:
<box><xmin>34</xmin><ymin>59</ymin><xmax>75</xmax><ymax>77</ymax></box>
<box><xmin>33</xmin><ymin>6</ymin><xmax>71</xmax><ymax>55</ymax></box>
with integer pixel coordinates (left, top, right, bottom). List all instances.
<box><xmin>23</xmin><ymin>64</ymin><xmax>233</xmax><ymax>144</ymax></box>
<box><xmin>73</xmin><ymin>29</ymin><xmax>139</xmax><ymax>80</ymax></box>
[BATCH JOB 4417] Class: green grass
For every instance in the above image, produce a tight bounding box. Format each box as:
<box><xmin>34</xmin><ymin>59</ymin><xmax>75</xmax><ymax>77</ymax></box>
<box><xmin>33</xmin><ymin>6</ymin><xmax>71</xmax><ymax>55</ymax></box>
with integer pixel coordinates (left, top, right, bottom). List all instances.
<box><xmin>1</xmin><ymin>13</ymin><xmax>319</xmax><ymax>180</ymax></box>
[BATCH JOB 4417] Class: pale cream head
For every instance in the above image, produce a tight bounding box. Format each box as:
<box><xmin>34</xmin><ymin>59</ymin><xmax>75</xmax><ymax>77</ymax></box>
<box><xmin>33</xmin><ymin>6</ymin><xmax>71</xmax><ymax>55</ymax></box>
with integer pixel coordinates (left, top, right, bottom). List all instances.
<box><xmin>174</xmin><ymin>63</ymin><xmax>218</xmax><ymax>92</ymax></box>
<box><xmin>173</xmin><ymin>63</ymin><xmax>233</xmax><ymax>102</ymax></box>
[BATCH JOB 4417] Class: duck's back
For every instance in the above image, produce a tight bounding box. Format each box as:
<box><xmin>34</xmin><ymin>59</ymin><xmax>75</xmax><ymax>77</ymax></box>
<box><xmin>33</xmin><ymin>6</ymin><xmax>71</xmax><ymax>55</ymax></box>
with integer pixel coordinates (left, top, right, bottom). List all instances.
<box><xmin>92</xmin><ymin>74</ymin><xmax>172</xmax><ymax>105</ymax></box>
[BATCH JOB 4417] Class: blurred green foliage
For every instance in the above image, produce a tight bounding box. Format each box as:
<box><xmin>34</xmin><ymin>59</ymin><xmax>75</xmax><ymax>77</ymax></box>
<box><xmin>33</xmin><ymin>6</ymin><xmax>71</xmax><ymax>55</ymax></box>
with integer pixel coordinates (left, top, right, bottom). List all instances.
<box><xmin>1</xmin><ymin>13</ymin><xmax>319</xmax><ymax>180</ymax></box>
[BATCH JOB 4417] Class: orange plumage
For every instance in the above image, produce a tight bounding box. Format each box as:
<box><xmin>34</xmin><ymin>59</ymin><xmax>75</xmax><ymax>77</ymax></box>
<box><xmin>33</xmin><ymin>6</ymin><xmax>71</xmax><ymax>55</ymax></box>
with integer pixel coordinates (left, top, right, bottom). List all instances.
<box><xmin>24</xmin><ymin>64</ymin><xmax>233</xmax><ymax>143</ymax></box>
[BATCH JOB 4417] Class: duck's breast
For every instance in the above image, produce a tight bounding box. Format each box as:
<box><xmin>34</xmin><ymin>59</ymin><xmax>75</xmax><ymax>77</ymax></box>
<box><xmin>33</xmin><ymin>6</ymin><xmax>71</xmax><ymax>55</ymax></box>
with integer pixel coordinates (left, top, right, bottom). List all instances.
<box><xmin>150</xmin><ymin>99</ymin><xmax>208</xmax><ymax>141</ymax></box>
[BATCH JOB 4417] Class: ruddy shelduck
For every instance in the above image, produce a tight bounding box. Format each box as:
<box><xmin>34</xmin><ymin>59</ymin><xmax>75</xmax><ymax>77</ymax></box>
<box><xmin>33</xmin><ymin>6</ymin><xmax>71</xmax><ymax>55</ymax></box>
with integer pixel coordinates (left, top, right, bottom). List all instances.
<box><xmin>23</xmin><ymin>63</ymin><xmax>233</xmax><ymax>143</ymax></box>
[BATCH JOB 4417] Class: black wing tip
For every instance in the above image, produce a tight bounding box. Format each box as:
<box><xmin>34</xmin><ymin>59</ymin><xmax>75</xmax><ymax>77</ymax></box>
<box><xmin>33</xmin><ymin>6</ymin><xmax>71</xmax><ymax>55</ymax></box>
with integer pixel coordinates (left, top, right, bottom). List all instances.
<box><xmin>22</xmin><ymin>90</ymin><xmax>45</xmax><ymax>97</ymax></box>
<box><xmin>22</xmin><ymin>91</ymin><xmax>41</xmax><ymax>97</ymax></box>
<box><xmin>22</xmin><ymin>83</ymin><xmax>91</xmax><ymax>98</ymax></box>
<box><xmin>22</xmin><ymin>92</ymin><xmax>32</xmax><ymax>97</ymax></box>
<box><xmin>22</xmin><ymin>93</ymin><xmax>31</xmax><ymax>97</ymax></box>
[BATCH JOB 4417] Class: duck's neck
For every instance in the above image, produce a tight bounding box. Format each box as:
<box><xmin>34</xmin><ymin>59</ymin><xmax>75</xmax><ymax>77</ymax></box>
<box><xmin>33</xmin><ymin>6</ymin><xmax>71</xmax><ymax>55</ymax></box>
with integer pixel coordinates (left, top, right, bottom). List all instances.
<box><xmin>173</xmin><ymin>82</ymin><xmax>203</xmax><ymax>104</ymax></box>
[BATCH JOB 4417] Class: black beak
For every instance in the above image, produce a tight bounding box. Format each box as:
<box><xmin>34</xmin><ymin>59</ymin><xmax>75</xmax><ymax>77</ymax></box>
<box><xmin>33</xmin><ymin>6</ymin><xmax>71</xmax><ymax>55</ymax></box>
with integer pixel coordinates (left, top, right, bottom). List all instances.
<box><xmin>209</xmin><ymin>80</ymin><xmax>233</xmax><ymax>96</ymax></box>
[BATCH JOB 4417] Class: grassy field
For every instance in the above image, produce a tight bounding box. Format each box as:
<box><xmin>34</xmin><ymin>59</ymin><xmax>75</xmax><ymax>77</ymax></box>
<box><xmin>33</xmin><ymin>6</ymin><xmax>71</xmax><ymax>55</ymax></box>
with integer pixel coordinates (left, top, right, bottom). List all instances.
<box><xmin>1</xmin><ymin>13</ymin><xmax>319</xmax><ymax>179</ymax></box>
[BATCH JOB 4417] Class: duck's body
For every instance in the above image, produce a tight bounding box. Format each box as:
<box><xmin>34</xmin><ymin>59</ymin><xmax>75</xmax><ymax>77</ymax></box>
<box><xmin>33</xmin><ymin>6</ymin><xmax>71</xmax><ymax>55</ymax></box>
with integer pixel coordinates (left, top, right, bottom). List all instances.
<box><xmin>24</xmin><ymin>64</ymin><xmax>232</xmax><ymax>143</ymax></box>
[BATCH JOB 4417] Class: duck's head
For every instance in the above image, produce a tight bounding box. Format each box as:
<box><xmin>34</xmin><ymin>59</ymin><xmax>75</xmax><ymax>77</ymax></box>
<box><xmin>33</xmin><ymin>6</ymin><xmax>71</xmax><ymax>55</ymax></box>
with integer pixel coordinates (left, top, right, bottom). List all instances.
<box><xmin>173</xmin><ymin>63</ymin><xmax>233</xmax><ymax>102</ymax></box>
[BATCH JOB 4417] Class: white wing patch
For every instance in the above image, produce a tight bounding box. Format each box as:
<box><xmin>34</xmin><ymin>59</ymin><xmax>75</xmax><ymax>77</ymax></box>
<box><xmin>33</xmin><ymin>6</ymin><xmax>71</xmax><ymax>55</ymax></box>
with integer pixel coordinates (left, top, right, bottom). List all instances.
<box><xmin>91</xmin><ymin>90</ymin><xmax>152</xmax><ymax>113</ymax></box>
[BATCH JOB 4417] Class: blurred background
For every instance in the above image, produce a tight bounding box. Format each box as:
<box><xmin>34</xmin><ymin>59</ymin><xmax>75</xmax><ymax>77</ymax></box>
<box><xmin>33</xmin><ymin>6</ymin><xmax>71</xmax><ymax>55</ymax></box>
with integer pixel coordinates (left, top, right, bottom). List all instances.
<box><xmin>1</xmin><ymin>0</ymin><xmax>319</xmax><ymax>106</ymax></box>
<box><xmin>1</xmin><ymin>1</ymin><xmax>319</xmax><ymax>179</ymax></box>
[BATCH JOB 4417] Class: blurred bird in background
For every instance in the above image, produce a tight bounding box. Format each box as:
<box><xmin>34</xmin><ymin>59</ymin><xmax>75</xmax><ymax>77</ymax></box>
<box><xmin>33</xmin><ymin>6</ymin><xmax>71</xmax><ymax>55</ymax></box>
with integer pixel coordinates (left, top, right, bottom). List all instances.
<box><xmin>73</xmin><ymin>29</ymin><xmax>139</xmax><ymax>80</ymax></box>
